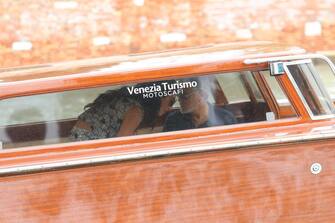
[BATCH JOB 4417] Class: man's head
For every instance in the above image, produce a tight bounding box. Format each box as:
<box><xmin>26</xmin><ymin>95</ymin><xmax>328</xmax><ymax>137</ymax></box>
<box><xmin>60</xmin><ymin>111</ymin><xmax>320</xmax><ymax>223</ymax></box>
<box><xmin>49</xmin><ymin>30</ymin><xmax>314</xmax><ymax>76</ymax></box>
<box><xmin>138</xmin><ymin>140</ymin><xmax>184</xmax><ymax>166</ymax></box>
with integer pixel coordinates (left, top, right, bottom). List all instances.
<box><xmin>177</xmin><ymin>77</ymin><xmax>210</xmax><ymax>114</ymax></box>
<box><xmin>158</xmin><ymin>95</ymin><xmax>175</xmax><ymax>116</ymax></box>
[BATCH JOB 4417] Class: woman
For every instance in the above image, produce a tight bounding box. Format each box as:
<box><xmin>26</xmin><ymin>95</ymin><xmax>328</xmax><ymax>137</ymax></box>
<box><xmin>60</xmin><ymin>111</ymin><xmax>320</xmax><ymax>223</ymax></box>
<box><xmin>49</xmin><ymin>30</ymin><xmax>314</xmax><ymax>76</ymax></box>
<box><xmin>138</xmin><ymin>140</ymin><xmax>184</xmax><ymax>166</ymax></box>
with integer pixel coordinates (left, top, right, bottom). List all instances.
<box><xmin>70</xmin><ymin>82</ymin><xmax>175</xmax><ymax>141</ymax></box>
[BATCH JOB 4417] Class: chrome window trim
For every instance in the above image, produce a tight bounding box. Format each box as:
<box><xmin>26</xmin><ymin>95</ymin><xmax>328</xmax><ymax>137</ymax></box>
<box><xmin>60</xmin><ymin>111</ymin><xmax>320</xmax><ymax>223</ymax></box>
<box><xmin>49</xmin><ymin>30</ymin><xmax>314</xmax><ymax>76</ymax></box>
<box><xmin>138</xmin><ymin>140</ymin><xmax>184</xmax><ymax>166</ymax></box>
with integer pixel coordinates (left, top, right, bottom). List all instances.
<box><xmin>244</xmin><ymin>53</ymin><xmax>335</xmax><ymax>76</ymax></box>
<box><xmin>283</xmin><ymin>59</ymin><xmax>335</xmax><ymax>120</ymax></box>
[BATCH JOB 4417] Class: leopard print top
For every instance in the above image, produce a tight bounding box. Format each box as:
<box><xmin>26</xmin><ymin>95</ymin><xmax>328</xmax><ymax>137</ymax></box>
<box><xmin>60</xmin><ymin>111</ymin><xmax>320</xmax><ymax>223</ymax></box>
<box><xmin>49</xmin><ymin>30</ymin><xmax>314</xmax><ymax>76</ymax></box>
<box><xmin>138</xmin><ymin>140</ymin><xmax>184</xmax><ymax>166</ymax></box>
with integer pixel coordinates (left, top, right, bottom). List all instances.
<box><xmin>70</xmin><ymin>97</ymin><xmax>142</xmax><ymax>141</ymax></box>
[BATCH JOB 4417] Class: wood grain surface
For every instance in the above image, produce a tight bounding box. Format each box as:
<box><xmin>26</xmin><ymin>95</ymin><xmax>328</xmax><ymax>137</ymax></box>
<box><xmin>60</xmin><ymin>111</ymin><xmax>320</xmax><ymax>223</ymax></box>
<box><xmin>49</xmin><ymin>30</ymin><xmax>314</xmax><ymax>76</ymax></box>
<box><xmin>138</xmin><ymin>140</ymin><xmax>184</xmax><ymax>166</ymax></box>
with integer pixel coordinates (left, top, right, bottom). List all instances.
<box><xmin>0</xmin><ymin>139</ymin><xmax>334</xmax><ymax>222</ymax></box>
<box><xmin>0</xmin><ymin>42</ymin><xmax>334</xmax><ymax>222</ymax></box>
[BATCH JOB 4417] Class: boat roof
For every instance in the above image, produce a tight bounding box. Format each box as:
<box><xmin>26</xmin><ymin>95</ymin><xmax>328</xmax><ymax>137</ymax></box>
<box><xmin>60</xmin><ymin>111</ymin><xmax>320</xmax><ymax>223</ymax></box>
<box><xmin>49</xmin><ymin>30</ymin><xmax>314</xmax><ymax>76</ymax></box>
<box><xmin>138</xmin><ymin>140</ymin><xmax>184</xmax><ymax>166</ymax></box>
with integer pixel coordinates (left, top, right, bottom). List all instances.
<box><xmin>0</xmin><ymin>41</ymin><xmax>305</xmax><ymax>83</ymax></box>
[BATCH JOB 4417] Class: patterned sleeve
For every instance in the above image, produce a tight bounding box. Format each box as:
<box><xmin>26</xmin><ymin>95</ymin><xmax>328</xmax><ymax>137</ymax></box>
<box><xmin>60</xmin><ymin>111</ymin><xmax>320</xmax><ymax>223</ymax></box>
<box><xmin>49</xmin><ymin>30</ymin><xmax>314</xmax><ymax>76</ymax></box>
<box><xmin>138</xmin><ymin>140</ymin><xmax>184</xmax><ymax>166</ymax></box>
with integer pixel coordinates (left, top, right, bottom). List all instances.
<box><xmin>70</xmin><ymin>97</ymin><xmax>143</xmax><ymax>141</ymax></box>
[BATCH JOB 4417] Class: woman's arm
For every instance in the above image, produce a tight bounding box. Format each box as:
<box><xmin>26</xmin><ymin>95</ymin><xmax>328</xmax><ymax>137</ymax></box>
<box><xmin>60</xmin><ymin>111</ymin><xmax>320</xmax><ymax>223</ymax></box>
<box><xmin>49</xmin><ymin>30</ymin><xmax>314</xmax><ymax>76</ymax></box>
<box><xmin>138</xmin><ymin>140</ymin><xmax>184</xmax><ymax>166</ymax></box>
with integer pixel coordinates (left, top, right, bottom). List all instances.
<box><xmin>116</xmin><ymin>105</ymin><xmax>144</xmax><ymax>137</ymax></box>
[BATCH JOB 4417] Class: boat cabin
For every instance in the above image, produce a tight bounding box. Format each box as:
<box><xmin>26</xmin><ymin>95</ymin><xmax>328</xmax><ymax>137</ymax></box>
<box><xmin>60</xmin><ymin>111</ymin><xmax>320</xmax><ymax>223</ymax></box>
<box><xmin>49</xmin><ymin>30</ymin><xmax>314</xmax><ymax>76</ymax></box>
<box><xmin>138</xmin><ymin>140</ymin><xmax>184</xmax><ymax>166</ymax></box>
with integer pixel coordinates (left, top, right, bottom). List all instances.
<box><xmin>1</xmin><ymin>42</ymin><xmax>335</xmax><ymax>222</ymax></box>
<box><xmin>0</xmin><ymin>41</ymin><xmax>334</xmax><ymax>151</ymax></box>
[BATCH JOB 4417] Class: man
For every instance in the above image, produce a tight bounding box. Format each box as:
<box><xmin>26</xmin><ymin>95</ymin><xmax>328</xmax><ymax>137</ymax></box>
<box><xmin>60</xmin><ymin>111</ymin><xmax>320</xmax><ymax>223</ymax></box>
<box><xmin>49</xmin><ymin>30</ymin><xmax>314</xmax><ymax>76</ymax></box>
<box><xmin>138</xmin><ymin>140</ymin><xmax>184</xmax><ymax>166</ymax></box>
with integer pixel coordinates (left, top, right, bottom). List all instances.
<box><xmin>163</xmin><ymin>78</ymin><xmax>237</xmax><ymax>132</ymax></box>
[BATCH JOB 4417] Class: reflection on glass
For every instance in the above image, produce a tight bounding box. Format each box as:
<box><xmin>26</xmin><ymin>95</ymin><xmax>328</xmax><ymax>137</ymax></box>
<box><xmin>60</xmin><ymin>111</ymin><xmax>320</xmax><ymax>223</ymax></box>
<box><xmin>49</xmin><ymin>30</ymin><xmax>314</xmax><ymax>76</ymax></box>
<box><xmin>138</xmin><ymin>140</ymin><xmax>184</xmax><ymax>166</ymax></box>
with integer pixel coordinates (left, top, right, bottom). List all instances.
<box><xmin>216</xmin><ymin>72</ymin><xmax>249</xmax><ymax>103</ymax></box>
<box><xmin>287</xmin><ymin>63</ymin><xmax>335</xmax><ymax>116</ymax></box>
<box><xmin>312</xmin><ymin>58</ymin><xmax>335</xmax><ymax>100</ymax></box>
<box><xmin>0</xmin><ymin>70</ymin><xmax>298</xmax><ymax>149</ymax></box>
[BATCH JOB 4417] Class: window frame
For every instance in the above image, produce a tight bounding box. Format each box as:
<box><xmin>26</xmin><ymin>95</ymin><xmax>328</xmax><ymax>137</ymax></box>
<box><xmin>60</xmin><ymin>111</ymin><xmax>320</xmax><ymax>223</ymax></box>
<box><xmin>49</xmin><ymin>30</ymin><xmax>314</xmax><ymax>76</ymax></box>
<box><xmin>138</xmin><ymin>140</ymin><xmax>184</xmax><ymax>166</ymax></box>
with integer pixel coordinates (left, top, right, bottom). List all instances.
<box><xmin>259</xmin><ymin>70</ymin><xmax>298</xmax><ymax>119</ymax></box>
<box><xmin>283</xmin><ymin>59</ymin><xmax>335</xmax><ymax>120</ymax></box>
<box><xmin>311</xmin><ymin>57</ymin><xmax>335</xmax><ymax>102</ymax></box>
<box><xmin>0</xmin><ymin>68</ymin><xmax>305</xmax><ymax>151</ymax></box>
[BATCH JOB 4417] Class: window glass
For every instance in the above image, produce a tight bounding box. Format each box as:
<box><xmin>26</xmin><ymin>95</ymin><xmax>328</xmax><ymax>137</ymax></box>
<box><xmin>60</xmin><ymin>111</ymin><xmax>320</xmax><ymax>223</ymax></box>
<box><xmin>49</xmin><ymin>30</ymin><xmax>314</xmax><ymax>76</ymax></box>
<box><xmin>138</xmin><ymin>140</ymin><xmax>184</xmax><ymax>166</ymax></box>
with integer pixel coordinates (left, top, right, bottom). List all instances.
<box><xmin>312</xmin><ymin>58</ymin><xmax>335</xmax><ymax>100</ymax></box>
<box><xmin>0</xmin><ymin>71</ymin><xmax>297</xmax><ymax>150</ymax></box>
<box><xmin>261</xmin><ymin>70</ymin><xmax>297</xmax><ymax>118</ymax></box>
<box><xmin>243</xmin><ymin>72</ymin><xmax>264</xmax><ymax>101</ymax></box>
<box><xmin>216</xmin><ymin>72</ymin><xmax>249</xmax><ymax>103</ymax></box>
<box><xmin>0</xmin><ymin>86</ymin><xmax>112</xmax><ymax>126</ymax></box>
<box><xmin>262</xmin><ymin>70</ymin><xmax>289</xmax><ymax>105</ymax></box>
<box><xmin>286</xmin><ymin>62</ymin><xmax>335</xmax><ymax>116</ymax></box>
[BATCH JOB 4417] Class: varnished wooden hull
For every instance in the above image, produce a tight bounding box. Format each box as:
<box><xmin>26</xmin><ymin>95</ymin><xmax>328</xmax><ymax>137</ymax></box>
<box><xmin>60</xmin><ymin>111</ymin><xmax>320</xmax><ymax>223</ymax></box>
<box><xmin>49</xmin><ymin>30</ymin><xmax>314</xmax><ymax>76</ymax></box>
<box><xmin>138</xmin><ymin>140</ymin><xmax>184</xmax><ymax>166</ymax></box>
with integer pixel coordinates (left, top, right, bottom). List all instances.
<box><xmin>1</xmin><ymin>42</ymin><xmax>335</xmax><ymax>222</ymax></box>
<box><xmin>1</xmin><ymin>139</ymin><xmax>334</xmax><ymax>222</ymax></box>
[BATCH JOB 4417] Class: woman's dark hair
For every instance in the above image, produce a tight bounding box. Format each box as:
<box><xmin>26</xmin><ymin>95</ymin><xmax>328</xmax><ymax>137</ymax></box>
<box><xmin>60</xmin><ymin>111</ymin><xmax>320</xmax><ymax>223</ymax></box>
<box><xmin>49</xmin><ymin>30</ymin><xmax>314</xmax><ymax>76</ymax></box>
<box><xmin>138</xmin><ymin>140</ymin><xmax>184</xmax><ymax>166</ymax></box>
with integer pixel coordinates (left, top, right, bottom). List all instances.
<box><xmin>85</xmin><ymin>80</ymin><xmax>174</xmax><ymax>125</ymax></box>
<box><xmin>130</xmin><ymin>82</ymin><xmax>162</xmax><ymax>125</ymax></box>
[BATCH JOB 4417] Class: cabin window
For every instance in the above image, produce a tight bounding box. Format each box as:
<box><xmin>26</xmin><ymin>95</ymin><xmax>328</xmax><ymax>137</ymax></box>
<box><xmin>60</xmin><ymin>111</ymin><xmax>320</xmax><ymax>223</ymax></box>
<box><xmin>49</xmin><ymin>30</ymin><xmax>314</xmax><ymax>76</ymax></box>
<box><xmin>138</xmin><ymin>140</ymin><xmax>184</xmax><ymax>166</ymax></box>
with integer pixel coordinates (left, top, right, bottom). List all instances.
<box><xmin>262</xmin><ymin>71</ymin><xmax>289</xmax><ymax>105</ymax></box>
<box><xmin>0</xmin><ymin>86</ymin><xmax>114</xmax><ymax>148</ymax></box>
<box><xmin>261</xmin><ymin>70</ymin><xmax>297</xmax><ymax>118</ymax></box>
<box><xmin>0</xmin><ymin>70</ymin><xmax>298</xmax><ymax>149</ymax></box>
<box><xmin>216</xmin><ymin>72</ymin><xmax>250</xmax><ymax>103</ymax></box>
<box><xmin>242</xmin><ymin>72</ymin><xmax>264</xmax><ymax>102</ymax></box>
<box><xmin>312</xmin><ymin>58</ymin><xmax>335</xmax><ymax>102</ymax></box>
<box><xmin>214</xmin><ymin>71</ymin><xmax>276</xmax><ymax>123</ymax></box>
<box><xmin>285</xmin><ymin>60</ymin><xmax>335</xmax><ymax>117</ymax></box>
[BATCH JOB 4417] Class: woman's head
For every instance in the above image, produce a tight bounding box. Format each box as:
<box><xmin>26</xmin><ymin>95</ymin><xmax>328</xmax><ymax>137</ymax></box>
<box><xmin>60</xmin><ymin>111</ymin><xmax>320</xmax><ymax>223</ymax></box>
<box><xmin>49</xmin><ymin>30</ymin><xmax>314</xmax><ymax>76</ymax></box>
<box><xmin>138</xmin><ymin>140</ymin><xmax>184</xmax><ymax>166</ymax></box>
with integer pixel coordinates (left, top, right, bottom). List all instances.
<box><xmin>86</xmin><ymin>80</ymin><xmax>176</xmax><ymax>125</ymax></box>
<box><xmin>131</xmin><ymin>80</ymin><xmax>176</xmax><ymax>124</ymax></box>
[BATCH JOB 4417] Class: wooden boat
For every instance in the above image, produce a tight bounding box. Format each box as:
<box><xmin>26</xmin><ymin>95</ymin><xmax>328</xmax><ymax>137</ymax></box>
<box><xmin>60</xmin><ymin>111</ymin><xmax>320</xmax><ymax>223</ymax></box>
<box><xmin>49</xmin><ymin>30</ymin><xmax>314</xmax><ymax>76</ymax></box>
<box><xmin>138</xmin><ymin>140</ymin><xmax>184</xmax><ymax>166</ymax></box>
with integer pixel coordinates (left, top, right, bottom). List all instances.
<box><xmin>1</xmin><ymin>41</ymin><xmax>335</xmax><ymax>222</ymax></box>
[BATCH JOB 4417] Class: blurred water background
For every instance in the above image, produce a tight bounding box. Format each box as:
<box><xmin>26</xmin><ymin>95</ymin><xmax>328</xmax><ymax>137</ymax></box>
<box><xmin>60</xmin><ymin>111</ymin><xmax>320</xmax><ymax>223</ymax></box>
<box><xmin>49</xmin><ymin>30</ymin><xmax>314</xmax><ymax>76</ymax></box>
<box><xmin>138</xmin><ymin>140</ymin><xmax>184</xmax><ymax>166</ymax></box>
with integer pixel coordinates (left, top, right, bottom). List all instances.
<box><xmin>0</xmin><ymin>0</ymin><xmax>335</xmax><ymax>67</ymax></box>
